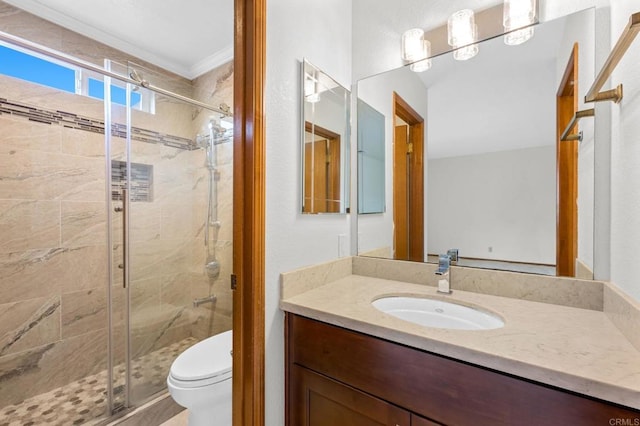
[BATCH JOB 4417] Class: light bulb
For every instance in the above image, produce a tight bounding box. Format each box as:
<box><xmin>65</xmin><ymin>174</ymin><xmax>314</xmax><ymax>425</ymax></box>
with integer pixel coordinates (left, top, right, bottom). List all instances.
<box><xmin>448</xmin><ymin>9</ymin><xmax>479</xmax><ymax>61</ymax></box>
<box><xmin>402</xmin><ymin>28</ymin><xmax>428</xmax><ymax>62</ymax></box>
<box><xmin>503</xmin><ymin>0</ymin><xmax>537</xmax><ymax>45</ymax></box>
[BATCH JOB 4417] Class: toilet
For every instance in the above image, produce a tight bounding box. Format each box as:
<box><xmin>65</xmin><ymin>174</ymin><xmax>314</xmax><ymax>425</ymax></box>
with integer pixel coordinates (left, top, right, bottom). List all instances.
<box><xmin>167</xmin><ymin>330</ymin><xmax>232</xmax><ymax>426</ymax></box>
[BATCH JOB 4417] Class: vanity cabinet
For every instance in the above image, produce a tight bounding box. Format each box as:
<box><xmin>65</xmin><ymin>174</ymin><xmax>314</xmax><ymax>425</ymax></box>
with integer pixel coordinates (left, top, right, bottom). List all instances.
<box><xmin>285</xmin><ymin>314</ymin><xmax>640</xmax><ymax>426</ymax></box>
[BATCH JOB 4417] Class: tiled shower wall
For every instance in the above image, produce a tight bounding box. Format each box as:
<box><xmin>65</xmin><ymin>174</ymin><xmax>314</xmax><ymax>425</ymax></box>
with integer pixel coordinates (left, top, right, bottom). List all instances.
<box><xmin>0</xmin><ymin>2</ymin><xmax>233</xmax><ymax>408</ymax></box>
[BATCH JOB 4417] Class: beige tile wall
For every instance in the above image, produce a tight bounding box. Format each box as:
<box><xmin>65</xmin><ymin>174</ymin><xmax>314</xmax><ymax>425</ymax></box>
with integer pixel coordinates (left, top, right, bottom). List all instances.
<box><xmin>0</xmin><ymin>47</ymin><xmax>233</xmax><ymax>408</ymax></box>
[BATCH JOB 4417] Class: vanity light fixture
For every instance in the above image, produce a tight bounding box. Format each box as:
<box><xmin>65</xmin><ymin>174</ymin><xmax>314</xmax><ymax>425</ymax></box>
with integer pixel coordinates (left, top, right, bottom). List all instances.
<box><xmin>503</xmin><ymin>0</ymin><xmax>537</xmax><ymax>45</ymax></box>
<box><xmin>402</xmin><ymin>28</ymin><xmax>432</xmax><ymax>72</ymax></box>
<box><xmin>448</xmin><ymin>9</ymin><xmax>479</xmax><ymax>61</ymax></box>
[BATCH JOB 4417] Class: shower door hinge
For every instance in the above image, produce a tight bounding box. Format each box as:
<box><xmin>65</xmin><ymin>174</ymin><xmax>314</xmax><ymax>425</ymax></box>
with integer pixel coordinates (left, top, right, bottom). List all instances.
<box><xmin>230</xmin><ymin>274</ymin><xmax>237</xmax><ymax>290</ymax></box>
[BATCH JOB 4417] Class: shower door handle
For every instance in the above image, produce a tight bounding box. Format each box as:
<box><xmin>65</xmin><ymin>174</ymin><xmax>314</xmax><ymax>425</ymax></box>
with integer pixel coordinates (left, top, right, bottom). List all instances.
<box><xmin>121</xmin><ymin>188</ymin><xmax>128</xmax><ymax>289</ymax></box>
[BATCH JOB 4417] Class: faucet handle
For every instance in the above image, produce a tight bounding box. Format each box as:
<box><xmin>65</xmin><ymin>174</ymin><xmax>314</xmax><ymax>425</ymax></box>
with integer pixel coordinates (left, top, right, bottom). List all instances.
<box><xmin>446</xmin><ymin>249</ymin><xmax>459</xmax><ymax>264</ymax></box>
<box><xmin>437</xmin><ymin>254</ymin><xmax>451</xmax><ymax>273</ymax></box>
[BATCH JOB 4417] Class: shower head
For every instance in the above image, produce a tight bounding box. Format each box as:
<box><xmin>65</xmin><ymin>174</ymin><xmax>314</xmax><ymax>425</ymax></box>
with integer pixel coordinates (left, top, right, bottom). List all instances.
<box><xmin>205</xmin><ymin>260</ymin><xmax>221</xmax><ymax>279</ymax></box>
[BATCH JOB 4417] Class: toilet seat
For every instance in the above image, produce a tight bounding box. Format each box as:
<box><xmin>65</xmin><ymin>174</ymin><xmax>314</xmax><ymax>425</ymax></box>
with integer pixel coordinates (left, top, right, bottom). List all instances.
<box><xmin>169</xmin><ymin>330</ymin><xmax>232</xmax><ymax>388</ymax></box>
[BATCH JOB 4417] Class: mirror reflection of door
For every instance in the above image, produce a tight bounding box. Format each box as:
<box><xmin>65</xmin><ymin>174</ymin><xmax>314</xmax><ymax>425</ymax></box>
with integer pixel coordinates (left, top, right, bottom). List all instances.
<box><xmin>393</xmin><ymin>92</ymin><xmax>424</xmax><ymax>261</ymax></box>
<box><xmin>304</xmin><ymin>121</ymin><xmax>341</xmax><ymax>213</ymax></box>
<box><xmin>556</xmin><ymin>44</ymin><xmax>579</xmax><ymax>277</ymax></box>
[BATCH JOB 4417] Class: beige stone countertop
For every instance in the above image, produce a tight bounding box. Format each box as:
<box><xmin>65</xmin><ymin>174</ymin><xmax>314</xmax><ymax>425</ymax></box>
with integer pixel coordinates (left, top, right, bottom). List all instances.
<box><xmin>280</xmin><ymin>274</ymin><xmax>640</xmax><ymax>410</ymax></box>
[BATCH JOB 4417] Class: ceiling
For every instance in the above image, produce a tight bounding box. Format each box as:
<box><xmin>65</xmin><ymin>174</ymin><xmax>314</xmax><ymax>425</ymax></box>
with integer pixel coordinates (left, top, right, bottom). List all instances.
<box><xmin>4</xmin><ymin>0</ymin><xmax>233</xmax><ymax>79</ymax></box>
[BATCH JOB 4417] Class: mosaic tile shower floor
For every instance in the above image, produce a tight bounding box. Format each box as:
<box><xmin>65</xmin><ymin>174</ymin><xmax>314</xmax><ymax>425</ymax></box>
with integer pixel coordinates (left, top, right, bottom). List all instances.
<box><xmin>0</xmin><ymin>337</ymin><xmax>197</xmax><ymax>426</ymax></box>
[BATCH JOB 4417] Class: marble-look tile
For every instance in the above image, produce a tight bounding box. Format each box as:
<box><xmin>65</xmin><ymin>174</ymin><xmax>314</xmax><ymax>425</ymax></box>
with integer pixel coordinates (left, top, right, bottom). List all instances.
<box><xmin>604</xmin><ymin>282</ymin><xmax>640</xmax><ymax>351</ymax></box>
<box><xmin>192</xmin><ymin>309</ymin><xmax>232</xmax><ymax>342</ymax></box>
<box><xmin>61</xmin><ymin>201</ymin><xmax>107</xmax><ymax>248</ymax></box>
<box><xmin>131</xmin><ymin>276</ymin><xmax>162</xmax><ymax>317</ymax></box>
<box><xmin>161</xmin><ymin>203</ymin><xmax>194</xmax><ymax>241</ymax></box>
<box><xmin>0</xmin><ymin>329</ymin><xmax>106</xmax><ymax>406</ymax></box>
<box><xmin>162</xmin><ymin>273</ymin><xmax>196</xmax><ymax>310</ymax></box>
<box><xmin>127</xmin><ymin>239</ymin><xmax>192</xmax><ymax>283</ymax></box>
<box><xmin>61</xmin><ymin>126</ymin><xmax>105</xmax><ymax>158</ymax></box>
<box><xmin>0</xmin><ymin>245</ymin><xmax>108</xmax><ymax>305</ymax></box>
<box><xmin>61</xmin><ymin>288</ymin><xmax>107</xmax><ymax>339</ymax></box>
<box><xmin>129</xmin><ymin>202</ymin><xmax>161</xmax><ymax>242</ymax></box>
<box><xmin>0</xmin><ymin>296</ymin><xmax>60</xmax><ymax>357</ymax></box>
<box><xmin>130</xmin><ymin>306</ymin><xmax>189</xmax><ymax>361</ymax></box>
<box><xmin>0</xmin><ymin>116</ymin><xmax>62</xmax><ymax>153</ymax></box>
<box><xmin>281</xmin><ymin>257</ymin><xmax>353</xmax><ymax>299</ymax></box>
<box><xmin>192</xmin><ymin>61</ymin><xmax>234</xmax><ymax>122</ymax></box>
<box><xmin>0</xmin><ymin>200</ymin><xmax>60</xmax><ymax>253</ymax></box>
<box><xmin>0</xmin><ymin>149</ymin><xmax>105</xmax><ymax>201</ymax></box>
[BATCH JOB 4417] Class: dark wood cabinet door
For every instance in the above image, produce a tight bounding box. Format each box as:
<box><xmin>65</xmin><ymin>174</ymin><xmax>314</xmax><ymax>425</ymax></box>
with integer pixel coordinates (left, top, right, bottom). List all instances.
<box><xmin>291</xmin><ymin>364</ymin><xmax>411</xmax><ymax>426</ymax></box>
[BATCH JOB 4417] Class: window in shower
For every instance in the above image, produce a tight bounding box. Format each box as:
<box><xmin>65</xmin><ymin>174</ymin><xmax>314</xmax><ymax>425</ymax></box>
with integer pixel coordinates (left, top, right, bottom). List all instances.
<box><xmin>0</xmin><ymin>43</ymin><xmax>155</xmax><ymax>112</ymax></box>
<box><xmin>83</xmin><ymin>76</ymin><xmax>155</xmax><ymax>113</ymax></box>
<box><xmin>0</xmin><ymin>43</ymin><xmax>76</xmax><ymax>93</ymax></box>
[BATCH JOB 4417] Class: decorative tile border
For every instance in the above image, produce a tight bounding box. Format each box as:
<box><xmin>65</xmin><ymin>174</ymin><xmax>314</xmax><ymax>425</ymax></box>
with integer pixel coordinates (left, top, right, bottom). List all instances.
<box><xmin>0</xmin><ymin>98</ymin><xmax>198</xmax><ymax>151</ymax></box>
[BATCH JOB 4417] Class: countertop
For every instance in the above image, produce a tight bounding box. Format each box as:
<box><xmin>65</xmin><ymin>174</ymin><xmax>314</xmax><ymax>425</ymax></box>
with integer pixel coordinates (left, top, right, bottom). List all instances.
<box><xmin>280</xmin><ymin>274</ymin><xmax>640</xmax><ymax>410</ymax></box>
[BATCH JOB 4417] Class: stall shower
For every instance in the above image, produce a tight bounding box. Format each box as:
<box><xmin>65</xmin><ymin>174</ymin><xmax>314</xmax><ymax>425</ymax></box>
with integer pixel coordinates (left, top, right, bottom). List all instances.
<box><xmin>0</xmin><ymin>28</ymin><xmax>234</xmax><ymax>425</ymax></box>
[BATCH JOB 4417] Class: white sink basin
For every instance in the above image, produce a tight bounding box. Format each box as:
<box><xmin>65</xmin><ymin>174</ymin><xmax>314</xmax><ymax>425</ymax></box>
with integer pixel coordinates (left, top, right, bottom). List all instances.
<box><xmin>372</xmin><ymin>296</ymin><xmax>504</xmax><ymax>330</ymax></box>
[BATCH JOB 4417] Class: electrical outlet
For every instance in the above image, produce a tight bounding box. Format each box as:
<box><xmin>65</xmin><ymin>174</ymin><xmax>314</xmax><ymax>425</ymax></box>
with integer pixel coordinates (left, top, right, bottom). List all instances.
<box><xmin>488</xmin><ymin>246</ymin><xmax>493</xmax><ymax>253</ymax></box>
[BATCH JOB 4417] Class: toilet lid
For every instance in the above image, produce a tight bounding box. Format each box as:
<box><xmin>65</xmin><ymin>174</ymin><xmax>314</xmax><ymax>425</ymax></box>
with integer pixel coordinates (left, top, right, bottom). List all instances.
<box><xmin>171</xmin><ymin>330</ymin><xmax>232</xmax><ymax>382</ymax></box>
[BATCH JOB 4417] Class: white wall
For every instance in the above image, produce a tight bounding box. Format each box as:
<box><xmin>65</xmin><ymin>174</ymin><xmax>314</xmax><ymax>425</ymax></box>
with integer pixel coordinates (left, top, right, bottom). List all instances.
<box><xmin>428</xmin><ymin>146</ymin><xmax>556</xmax><ymax>263</ymax></box>
<box><xmin>265</xmin><ymin>1</ymin><xmax>352</xmax><ymax>425</ymax></box>
<box><xmin>610</xmin><ymin>0</ymin><xmax>640</xmax><ymax>300</ymax></box>
<box><xmin>356</xmin><ymin>66</ymin><xmax>428</xmax><ymax>257</ymax></box>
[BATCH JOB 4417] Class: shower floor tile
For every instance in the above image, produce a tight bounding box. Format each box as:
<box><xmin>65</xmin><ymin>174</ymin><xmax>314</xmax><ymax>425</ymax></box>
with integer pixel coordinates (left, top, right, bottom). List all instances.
<box><xmin>0</xmin><ymin>337</ymin><xmax>198</xmax><ymax>426</ymax></box>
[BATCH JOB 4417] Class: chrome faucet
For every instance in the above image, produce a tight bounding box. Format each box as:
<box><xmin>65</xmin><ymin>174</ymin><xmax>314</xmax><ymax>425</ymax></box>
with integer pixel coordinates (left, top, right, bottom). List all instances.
<box><xmin>436</xmin><ymin>249</ymin><xmax>458</xmax><ymax>294</ymax></box>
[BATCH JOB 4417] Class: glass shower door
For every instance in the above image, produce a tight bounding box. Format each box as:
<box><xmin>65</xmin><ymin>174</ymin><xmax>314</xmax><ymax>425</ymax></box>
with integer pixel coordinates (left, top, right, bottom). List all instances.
<box><xmin>103</xmin><ymin>60</ymin><xmax>233</xmax><ymax>411</ymax></box>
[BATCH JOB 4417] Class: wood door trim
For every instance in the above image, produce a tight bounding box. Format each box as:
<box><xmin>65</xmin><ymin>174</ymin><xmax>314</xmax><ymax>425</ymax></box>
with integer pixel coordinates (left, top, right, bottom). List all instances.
<box><xmin>393</xmin><ymin>92</ymin><xmax>424</xmax><ymax>125</ymax></box>
<box><xmin>305</xmin><ymin>121</ymin><xmax>341</xmax><ymax>140</ymax></box>
<box><xmin>392</xmin><ymin>92</ymin><xmax>425</xmax><ymax>262</ymax></box>
<box><xmin>556</xmin><ymin>44</ymin><xmax>579</xmax><ymax>277</ymax></box>
<box><xmin>233</xmin><ymin>0</ymin><xmax>265</xmax><ymax>424</ymax></box>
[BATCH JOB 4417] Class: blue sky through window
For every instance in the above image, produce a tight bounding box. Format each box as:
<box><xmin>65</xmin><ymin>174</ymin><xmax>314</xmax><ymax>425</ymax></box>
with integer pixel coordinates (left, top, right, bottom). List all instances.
<box><xmin>88</xmin><ymin>78</ymin><xmax>142</xmax><ymax>107</ymax></box>
<box><xmin>0</xmin><ymin>44</ymin><xmax>142</xmax><ymax>108</ymax></box>
<box><xmin>0</xmin><ymin>45</ymin><xmax>75</xmax><ymax>93</ymax></box>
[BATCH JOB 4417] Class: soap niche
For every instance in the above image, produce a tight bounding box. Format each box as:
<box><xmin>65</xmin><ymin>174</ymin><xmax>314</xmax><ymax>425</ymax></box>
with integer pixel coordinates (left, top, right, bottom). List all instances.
<box><xmin>111</xmin><ymin>160</ymin><xmax>153</xmax><ymax>202</ymax></box>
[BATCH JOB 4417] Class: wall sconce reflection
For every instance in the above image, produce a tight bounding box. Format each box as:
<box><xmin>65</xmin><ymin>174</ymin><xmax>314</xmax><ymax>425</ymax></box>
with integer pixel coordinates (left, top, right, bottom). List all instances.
<box><xmin>448</xmin><ymin>9</ymin><xmax>478</xmax><ymax>61</ymax></box>
<box><xmin>402</xmin><ymin>28</ymin><xmax>432</xmax><ymax>72</ymax></box>
<box><xmin>503</xmin><ymin>0</ymin><xmax>537</xmax><ymax>45</ymax></box>
<box><xmin>304</xmin><ymin>74</ymin><xmax>321</xmax><ymax>103</ymax></box>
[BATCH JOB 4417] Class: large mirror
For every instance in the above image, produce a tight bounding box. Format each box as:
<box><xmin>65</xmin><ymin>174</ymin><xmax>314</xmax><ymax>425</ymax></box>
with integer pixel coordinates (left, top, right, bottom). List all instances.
<box><xmin>356</xmin><ymin>8</ymin><xmax>595</xmax><ymax>278</ymax></box>
<box><xmin>301</xmin><ymin>60</ymin><xmax>351</xmax><ymax>214</ymax></box>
